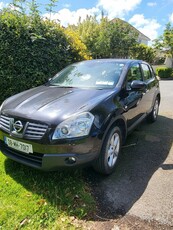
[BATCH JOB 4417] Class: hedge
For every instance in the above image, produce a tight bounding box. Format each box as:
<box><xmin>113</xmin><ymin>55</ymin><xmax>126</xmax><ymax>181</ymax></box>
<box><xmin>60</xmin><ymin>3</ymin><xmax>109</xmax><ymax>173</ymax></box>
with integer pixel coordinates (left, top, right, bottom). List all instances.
<box><xmin>156</xmin><ymin>67</ymin><xmax>173</xmax><ymax>78</ymax></box>
<box><xmin>0</xmin><ymin>10</ymin><xmax>89</xmax><ymax>104</ymax></box>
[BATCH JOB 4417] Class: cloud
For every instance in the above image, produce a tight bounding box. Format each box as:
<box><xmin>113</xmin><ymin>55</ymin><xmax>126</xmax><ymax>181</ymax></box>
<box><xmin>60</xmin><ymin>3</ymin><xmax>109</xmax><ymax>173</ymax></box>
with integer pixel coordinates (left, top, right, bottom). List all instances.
<box><xmin>0</xmin><ymin>1</ymin><xmax>22</xmax><ymax>11</ymax></box>
<box><xmin>1</xmin><ymin>0</ymin><xmax>160</xmax><ymax>42</ymax></box>
<box><xmin>129</xmin><ymin>14</ymin><xmax>161</xmax><ymax>40</ymax></box>
<box><xmin>97</xmin><ymin>0</ymin><xmax>142</xmax><ymax>19</ymax></box>
<box><xmin>0</xmin><ymin>1</ymin><xmax>8</xmax><ymax>9</ymax></box>
<box><xmin>147</xmin><ymin>2</ymin><xmax>157</xmax><ymax>7</ymax></box>
<box><xmin>63</xmin><ymin>4</ymin><xmax>71</xmax><ymax>8</ymax></box>
<box><xmin>0</xmin><ymin>2</ymin><xmax>3</xmax><ymax>9</ymax></box>
<box><xmin>169</xmin><ymin>13</ymin><xmax>173</xmax><ymax>23</ymax></box>
<box><xmin>44</xmin><ymin>7</ymin><xmax>100</xmax><ymax>27</ymax></box>
<box><xmin>44</xmin><ymin>0</ymin><xmax>142</xmax><ymax>27</ymax></box>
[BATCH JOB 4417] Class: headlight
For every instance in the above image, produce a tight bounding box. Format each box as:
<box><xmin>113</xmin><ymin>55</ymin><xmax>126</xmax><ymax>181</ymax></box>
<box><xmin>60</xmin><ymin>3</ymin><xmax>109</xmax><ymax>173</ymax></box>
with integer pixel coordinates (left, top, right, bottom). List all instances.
<box><xmin>0</xmin><ymin>102</ymin><xmax>4</xmax><ymax>114</ymax></box>
<box><xmin>52</xmin><ymin>112</ymin><xmax>94</xmax><ymax>140</ymax></box>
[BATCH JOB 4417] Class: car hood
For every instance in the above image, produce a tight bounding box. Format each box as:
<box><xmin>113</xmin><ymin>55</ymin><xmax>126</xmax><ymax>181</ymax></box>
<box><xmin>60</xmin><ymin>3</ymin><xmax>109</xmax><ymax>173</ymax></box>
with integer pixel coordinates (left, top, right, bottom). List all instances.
<box><xmin>2</xmin><ymin>85</ymin><xmax>117</xmax><ymax>125</ymax></box>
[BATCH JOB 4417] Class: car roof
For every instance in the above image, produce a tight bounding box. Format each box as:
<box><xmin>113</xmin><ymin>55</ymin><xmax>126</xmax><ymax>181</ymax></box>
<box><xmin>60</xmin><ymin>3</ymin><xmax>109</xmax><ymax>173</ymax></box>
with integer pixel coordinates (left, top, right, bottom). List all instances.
<box><xmin>80</xmin><ymin>59</ymin><xmax>144</xmax><ymax>65</ymax></box>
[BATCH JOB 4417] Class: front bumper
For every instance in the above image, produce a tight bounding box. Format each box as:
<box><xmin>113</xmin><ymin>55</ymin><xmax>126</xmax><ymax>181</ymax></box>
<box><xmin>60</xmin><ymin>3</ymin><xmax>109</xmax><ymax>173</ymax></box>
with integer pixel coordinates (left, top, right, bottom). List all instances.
<box><xmin>0</xmin><ymin>131</ymin><xmax>102</xmax><ymax>171</ymax></box>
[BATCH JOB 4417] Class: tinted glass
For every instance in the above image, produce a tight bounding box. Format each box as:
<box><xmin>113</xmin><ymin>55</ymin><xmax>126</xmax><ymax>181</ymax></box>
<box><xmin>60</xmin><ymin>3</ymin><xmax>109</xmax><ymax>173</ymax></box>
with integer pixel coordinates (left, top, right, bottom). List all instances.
<box><xmin>127</xmin><ymin>64</ymin><xmax>142</xmax><ymax>82</ymax></box>
<box><xmin>50</xmin><ymin>61</ymin><xmax>125</xmax><ymax>89</ymax></box>
<box><xmin>126</xmin><ymin>64</ymin><xmax>142</xmax><ymax>90</ymax></box>
<box><xmin>141</xmin><ymin>63</ymin><xmax>152</xmax><ymax>81</ymax></box>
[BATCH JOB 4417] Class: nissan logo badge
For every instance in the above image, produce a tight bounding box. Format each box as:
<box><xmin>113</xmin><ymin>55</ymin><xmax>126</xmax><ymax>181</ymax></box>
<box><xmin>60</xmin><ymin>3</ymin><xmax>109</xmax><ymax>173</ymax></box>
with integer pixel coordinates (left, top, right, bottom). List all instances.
<box><xmin>13</xmin><ymin>120</ymin><xmax>23</xmax><ymax>133</ymax></box>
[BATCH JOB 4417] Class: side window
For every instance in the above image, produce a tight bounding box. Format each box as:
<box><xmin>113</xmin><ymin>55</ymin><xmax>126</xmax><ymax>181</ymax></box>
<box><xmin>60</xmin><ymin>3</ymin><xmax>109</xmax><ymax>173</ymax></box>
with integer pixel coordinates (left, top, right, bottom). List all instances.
<box><xmin>126</xmin><ymin>63</ymin><xmax>142</xmax><ymax>89</ymax></box>
<box><xmin>149</xmin><ymin>65</ymin><xmax>156</xmax><ymax>78</ymax></box>
<box><xmin>141</xmin><ymin>64</ymin><xmax>152</xmax><ymax>81</ymax></box>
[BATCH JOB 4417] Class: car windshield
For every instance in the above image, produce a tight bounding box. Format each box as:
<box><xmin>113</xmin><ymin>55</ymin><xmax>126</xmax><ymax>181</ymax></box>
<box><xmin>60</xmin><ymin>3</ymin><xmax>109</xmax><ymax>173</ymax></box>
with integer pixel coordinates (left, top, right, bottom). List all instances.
<box><xmin>49</xmin><ymin>60</ymin><xmax>125</xmax><ymax>89</ymax></box>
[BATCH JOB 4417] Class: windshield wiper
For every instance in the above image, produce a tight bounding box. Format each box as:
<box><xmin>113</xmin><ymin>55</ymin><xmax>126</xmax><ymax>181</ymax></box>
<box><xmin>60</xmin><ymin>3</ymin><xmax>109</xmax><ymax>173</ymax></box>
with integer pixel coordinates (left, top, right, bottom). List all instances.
<box><xmin>48</xmin><ymin>83</ymin><xmax>75</xmax><ymax>88</ymax></box>
<box><xmin>57</xmin><ymin>85</ymin><xmax>75</xmax><ymax>88</ymax></box>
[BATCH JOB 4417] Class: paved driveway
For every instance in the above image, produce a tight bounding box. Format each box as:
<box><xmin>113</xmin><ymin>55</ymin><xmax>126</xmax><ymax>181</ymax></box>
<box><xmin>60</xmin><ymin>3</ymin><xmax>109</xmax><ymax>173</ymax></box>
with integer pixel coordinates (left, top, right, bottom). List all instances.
<box><xmin>85</xmin><ymin>80</ymin><xmax>173</xmax><ymax>228</ymax></box>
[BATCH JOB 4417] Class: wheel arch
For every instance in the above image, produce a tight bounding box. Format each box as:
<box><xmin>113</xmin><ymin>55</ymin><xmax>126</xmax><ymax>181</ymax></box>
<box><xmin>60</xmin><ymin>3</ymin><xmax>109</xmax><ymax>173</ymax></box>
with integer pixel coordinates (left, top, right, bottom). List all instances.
<box><xmin>93</xmin><ymin>116</ymin><xmax>127</xmax><ymax>175</ymax></box>
<box><xmin>100</xmin><ymin>115</ymin><xmax>127</xmax><ymax>145</ymax></box>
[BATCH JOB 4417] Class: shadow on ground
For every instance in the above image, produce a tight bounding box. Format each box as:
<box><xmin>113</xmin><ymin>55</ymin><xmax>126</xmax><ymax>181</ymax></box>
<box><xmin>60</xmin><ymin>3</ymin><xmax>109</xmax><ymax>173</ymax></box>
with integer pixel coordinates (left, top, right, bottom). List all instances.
<box><xmin>83</xmin><ymin>115</ymin><xmax>173</xmax><ymax>219</ymax></box>
<box><xmin>3</xmin><ymin>115</ymin><xmax>173</xmax><ymax>221</ymax></box>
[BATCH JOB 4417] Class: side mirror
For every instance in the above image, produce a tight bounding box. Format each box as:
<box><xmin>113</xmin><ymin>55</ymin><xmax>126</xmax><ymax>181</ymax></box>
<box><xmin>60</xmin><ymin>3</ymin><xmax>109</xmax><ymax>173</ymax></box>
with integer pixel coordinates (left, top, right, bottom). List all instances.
<box><xmin>44</xmin><ymin>78</ymin><xmax>52</xmax><ymax>86</ymax></box>
<box><xmin>130</xmin><ymin>80</ymin><xmax>147</xmax><ymax>91</ymax></box>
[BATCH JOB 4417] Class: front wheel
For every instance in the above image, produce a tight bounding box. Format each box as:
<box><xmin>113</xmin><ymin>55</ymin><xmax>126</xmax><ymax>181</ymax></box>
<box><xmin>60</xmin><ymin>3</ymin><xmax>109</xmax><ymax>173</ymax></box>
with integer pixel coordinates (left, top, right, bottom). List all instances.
<box><xmin>147</xmin><ymin>97</ymin><xmax>160</xmax><ymax>123</ymax></box>
<box><xmin>93</xmin><ymin>126</ymin><xmax>122</xmax><ymax>175</ymax></box>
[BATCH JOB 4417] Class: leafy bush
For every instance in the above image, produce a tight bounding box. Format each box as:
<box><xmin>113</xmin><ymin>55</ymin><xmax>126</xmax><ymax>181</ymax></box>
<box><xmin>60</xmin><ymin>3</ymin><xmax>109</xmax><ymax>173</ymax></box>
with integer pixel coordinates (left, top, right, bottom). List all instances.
<box><xmin>156</xmin><ymin>67</ymin><xmax>173</xmax><ymax>78</ymax></box>
<box><xmin>74</xmin><ymin>17</ymin><xmax>138</xmax><ymax>59</ymax></box>
<box><xmin>0</xmin><ymin>10</ymin><xmax>88</xmax><ymax>104</ymax></box>
<box><xmin>64</xmin><ymin>28</ymin><xmax>91</xmax><ymax>60</ymax></box>
<box><xmin>153</xmin><ymin>56</ymin><xmax>165</xmax><ymax>65</ymax></box>
<box><xmin>131</xmin><ymin>44</ymin><xmax>156</xmax><ymax>64</ymax></box>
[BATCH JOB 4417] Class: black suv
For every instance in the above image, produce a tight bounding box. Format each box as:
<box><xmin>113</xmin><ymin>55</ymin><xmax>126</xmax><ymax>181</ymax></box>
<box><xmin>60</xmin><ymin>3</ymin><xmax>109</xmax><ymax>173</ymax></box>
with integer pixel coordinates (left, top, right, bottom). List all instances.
<box><xmin>0</xmin><ymin>59</ymin><xmax>160</xmax><ymax>175</ymax></box>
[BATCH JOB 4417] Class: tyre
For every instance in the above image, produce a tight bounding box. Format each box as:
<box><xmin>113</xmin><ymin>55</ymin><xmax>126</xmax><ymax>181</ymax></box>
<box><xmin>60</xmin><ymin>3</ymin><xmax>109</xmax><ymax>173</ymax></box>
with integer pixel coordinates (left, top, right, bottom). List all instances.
<box><xmin>93</xmin><ymin>126</ymin><xmax>122</xmax><ymax>175</ymax></box>
<box><xmin>147</xmin><ymin>97</ymin><xmax>159</xmax><ymax>123</ymax></box>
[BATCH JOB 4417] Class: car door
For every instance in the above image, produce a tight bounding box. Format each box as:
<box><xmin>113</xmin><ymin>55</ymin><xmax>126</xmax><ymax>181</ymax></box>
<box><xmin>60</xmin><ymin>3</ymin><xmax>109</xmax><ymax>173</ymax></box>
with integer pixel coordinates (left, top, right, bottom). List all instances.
<box><xmin>140</xmin><ymin>63</ymin><xmax>157</xmax><ymax>112</ymax></box>
<box><xmin>120</xmin><ymin>63</ymin><xmax>148</xmax><ymax>130</ymax></box>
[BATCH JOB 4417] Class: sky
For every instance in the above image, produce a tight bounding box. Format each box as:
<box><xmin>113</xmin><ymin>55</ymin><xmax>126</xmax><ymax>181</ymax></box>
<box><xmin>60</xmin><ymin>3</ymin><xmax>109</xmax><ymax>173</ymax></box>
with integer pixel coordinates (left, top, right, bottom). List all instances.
<box><xmin>1</xmin><ymin>0</ymin><xmax>173</xmax><ymax>41</ymax></box>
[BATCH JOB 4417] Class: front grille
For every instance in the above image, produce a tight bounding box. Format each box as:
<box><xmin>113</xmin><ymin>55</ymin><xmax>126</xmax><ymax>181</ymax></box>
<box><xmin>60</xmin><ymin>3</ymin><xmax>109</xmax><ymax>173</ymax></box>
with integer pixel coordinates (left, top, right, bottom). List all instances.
<box><xmin>25</xmin><ymin>123</ymin><xmax>48</xmax><ymax>139</ymax></box>
<box><xmin>0</xmin><ymin>115</ymin><xmax>10</xmax><ymax>132</ymax></box>
<box><xmin>0</xmin><ymin>140</ymin><xmax>43</xmax><ymax>167</ymax></box>
<box><xmin>0</xmin><ymin>115</ymin><xmax>48</xmax><ymax>140</ymax></box>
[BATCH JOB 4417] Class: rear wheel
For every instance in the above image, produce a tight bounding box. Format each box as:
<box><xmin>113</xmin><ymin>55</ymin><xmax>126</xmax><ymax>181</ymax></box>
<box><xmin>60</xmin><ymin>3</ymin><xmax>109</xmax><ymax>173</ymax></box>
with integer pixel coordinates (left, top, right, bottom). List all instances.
<box><xmin>93</xmin><ymin>126</ymin><xmax>122</xmax><ymax>175</ymax></box>
<box><xmin>147</xmin><ymin>97</ymin><xmax>159</xmax><ymax>123</ymax></box>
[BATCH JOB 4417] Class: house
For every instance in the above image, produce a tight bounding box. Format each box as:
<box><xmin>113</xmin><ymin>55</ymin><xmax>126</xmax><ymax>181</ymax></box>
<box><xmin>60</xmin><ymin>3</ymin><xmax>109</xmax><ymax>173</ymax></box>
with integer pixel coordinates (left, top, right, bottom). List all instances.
<box><xmin>164</xmin><ymin>56</ymin><xmax>173</xmax><ymax>68</ymax></box>
<box><xmin>111</xmin><ymin>18</ymin><xmax>150</xmax><ymax>45</ymax></box>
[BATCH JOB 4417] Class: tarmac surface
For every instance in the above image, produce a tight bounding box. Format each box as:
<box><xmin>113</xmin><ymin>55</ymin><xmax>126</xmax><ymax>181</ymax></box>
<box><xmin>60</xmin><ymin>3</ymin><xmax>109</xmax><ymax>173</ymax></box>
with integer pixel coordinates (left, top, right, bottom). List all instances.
<box><xmin>84</xmin><ymin>80</ymin><xmax>173</xmax><ymax>229</ymax></box>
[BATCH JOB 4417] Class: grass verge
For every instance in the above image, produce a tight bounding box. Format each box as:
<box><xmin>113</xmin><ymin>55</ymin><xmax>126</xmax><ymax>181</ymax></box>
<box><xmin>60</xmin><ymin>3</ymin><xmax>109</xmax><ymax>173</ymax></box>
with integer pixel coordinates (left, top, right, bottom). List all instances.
<box><xmin>0</xmin><ymin>153</ymin><xmax>95</xmax><ymax>229</ymax></box>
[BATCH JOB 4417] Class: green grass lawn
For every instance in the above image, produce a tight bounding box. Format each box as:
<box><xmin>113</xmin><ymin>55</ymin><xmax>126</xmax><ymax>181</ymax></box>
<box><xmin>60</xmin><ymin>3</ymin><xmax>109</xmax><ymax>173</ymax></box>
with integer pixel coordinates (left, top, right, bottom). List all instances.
<box><xmin>0</xmin><ymin>153</ymin><xmax>95</xmax><ymax>229</ymax></box>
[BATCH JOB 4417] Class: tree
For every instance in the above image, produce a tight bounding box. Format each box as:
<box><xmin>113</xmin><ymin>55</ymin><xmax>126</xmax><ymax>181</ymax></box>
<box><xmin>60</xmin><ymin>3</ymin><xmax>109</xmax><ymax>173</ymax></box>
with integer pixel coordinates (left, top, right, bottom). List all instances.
<box><xmin>28</xmin><ymin>0</ymin><xmax>40</xmax><ymax>19</ymax></box>
<box><xmin>74</xmin><ymin>16</ymin><xmax>138</xmax><ymax>59</ymax></box>
<box><xmin>153</xmin><ymin>23</ymin><xmax>173</xmax><ymax>57</ymax></box>
<box><xmin>11</xmin><ymin>0</ymin><xmax>26</xmax><ymax>14</ymax></box>
<box><xmin>131</xmin><ymin>44</ymin><xmax>156</xmax><ymax>64</ymax></box>
<box><xmin>45</xmin><ymin>0</ymin><xmax>58</xmax><ymax>20</ymax></box>
<box><xmin>109</xmin><ymin>19</ymin><xmax>138</xmax><ymax>58</ymax></box>
<box><xmin>75</xmin><ymin>16</ymin><xmax>100</xmax><ymax>58</ymax></box>
<box><xmin>64</xmin><ymin>28</ymin><xmax>91</xmax><ymax>61</ymax></box>
<box><xmin>153</xmin><ymin>23</ymin><xmax>173</xmax><ymax>67</ymax></box>
<box><xmin>163</xmin><ymin>23</ymin><xmax>173</xmax><ymax>57</ymax></box>
<box><xmin>0</xmin><ymin>8</ymin><xmax>89</xmax><ymax>103</ymax></box>
<box><xmin>95</xmin><ymin>17</ymin><xmax>112</xmax><ymax>58</ymax></box>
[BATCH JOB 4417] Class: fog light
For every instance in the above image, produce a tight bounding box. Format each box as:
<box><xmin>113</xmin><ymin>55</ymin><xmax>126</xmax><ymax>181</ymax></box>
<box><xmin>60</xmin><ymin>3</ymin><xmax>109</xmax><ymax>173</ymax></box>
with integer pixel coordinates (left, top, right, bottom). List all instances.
<box><xmin>65</xmin><ymin>157</ymin><xmax>76</xmax><ymax>165</ymax></box>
